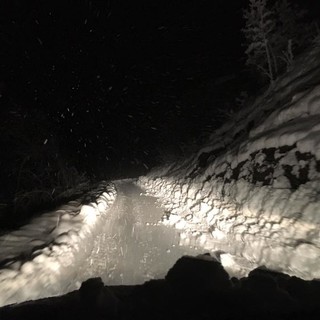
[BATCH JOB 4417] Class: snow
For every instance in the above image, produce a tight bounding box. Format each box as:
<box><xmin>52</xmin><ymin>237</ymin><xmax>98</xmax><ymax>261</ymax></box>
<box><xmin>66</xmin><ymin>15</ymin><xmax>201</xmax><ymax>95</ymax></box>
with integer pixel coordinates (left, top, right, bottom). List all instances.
<box><xmin>0</xmin><ymin>180</ymin><xmax>236</xmax><ymax>308</ymax></box>
<box><xmin>1</xmin><ymin>42</ymin><xmax>319</xmax><ymax>311</ymax></box>
<box><xmin>77</xmin><ymin>181</ymin><xmax>208</xmax><ymax>286</ymax></box>
<box><xmin>137</xmin><ymin>45</ymin><xmax>320</xmax><ymax>281</ymax></box>
<box><xmin>0</xmin><ymin>182</ymin><xmax>116</xmax><ymax>307</ymax></box>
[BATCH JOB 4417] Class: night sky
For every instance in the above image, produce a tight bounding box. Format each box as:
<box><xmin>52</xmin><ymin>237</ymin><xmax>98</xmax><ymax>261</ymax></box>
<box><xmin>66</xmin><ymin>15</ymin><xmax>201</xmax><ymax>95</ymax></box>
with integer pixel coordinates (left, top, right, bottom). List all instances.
<box><xmin>0</xmin><ymin>0</ymin><xmax>318</xmax><ymax>185</ymax></box>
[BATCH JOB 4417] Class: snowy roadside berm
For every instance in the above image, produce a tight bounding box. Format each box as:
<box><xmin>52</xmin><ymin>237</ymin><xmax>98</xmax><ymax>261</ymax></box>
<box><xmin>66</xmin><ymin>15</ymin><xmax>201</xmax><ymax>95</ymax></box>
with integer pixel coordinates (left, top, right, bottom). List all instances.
<box><xmin>0</xmin><ymin>182</ymin><xmax>117</xmax><ymax>307</ymax></box>
<box><xmin>137</xmin><ymin>45</ymin><xmax>320</xmax><ymax>280</ymax></box>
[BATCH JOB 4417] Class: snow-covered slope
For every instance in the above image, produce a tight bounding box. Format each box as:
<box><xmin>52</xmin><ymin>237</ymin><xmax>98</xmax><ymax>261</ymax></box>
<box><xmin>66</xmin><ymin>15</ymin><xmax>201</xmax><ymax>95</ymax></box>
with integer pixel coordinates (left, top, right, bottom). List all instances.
<box><xmin>138</xmin><ymin>45</ymin><xmax>320</xmax><ymax>280</ymax></box>
<box><xmin>0</xmin><ymin>182</ymin><xmax>116</xmax><ymax>307</ymax></box>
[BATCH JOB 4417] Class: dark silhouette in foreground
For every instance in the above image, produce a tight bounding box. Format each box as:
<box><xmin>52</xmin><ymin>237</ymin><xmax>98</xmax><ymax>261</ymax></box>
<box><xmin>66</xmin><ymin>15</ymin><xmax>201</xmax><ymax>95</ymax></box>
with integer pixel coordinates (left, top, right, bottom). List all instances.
<box><xmin>1</xmin><ymin>254</ymin><xmax>320</xmax><ymax>319</ymax></box>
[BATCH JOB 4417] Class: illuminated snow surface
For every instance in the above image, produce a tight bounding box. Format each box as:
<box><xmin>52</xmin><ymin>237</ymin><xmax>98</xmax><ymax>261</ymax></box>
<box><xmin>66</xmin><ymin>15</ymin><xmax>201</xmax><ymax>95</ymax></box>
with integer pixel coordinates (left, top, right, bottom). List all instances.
<box><xmin>0</xmin><ymin>182</ymin><xmax>117</xmax><ymax>307</ymax></box>
<box><xmin>0</xmin><ymin>180</ymin><xmax>249</xmax><ymax>307</ymax></box>
<box><xmin>138</xmin><ymin>46</ymin><xmax>320</xmax><ymax>282</ymax></box>
<box><xmin>1</xmin><ymin>45</ymin><xmax>320</xmax><ymax>311</ymax></box>
<box><xmin>78</xmin><ymin>181</ymin><xmax>191</xmax><ymax>285</ymax></box>
<box><xmin>78</xmin><ymin>181</ymin><xmax>251</xmax><ymax>285</ymax></box>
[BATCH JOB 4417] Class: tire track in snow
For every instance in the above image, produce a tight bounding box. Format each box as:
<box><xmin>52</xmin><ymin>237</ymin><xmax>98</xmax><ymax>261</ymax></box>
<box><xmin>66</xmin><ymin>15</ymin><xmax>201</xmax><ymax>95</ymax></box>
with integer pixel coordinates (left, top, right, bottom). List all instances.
<box><xmin>80</xmin><ymin>181</ymin><xmax>202</xmax><ymax>285</ymax></box>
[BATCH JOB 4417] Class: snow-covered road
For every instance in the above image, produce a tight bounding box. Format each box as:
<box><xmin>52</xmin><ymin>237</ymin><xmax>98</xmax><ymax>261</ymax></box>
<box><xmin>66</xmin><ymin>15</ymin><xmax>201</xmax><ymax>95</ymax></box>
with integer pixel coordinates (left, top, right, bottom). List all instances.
<box><xmin>79</xmin><ymin>180</ymin><xmax>203</xmax><ymax>285</ymax></box>
<box><xmin>0</xmin><ymin>180</ymin><xmax>213</xmax><ymax>307</ymax></box>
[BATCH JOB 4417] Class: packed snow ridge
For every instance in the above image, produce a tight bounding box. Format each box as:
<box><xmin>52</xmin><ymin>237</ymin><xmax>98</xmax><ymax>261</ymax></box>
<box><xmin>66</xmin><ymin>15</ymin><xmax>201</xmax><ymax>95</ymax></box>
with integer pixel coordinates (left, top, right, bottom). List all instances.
<box><xmin>138</xmin><ymin>45</ymin><xmax>320</xmax><ymax>281</ymax></box>
<box><xmin>0</xmin><ymin>182</ymin><xmax>116</xmax><ymax>307</ymax></box>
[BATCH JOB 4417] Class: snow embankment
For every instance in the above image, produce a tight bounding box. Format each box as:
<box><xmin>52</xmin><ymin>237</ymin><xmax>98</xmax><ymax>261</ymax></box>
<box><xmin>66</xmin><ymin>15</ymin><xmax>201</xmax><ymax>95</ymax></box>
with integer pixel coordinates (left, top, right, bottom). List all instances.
<box><xmin>0</xmin><ymin>182</ymin><xmax>116</xmax><ymax>307</ymax></box>
<box><xmin>138</xmin><ymin>46</ymin><xmax>320</xmax><ymax>280</ymax></box>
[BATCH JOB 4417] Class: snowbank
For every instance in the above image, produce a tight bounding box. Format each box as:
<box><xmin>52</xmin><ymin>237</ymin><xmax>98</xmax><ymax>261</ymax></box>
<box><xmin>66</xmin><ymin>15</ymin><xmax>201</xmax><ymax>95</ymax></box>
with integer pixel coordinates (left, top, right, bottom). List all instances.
<box><xmin>0</xmin><ymin>182</ymin><xmax>116</xmax><ymax>307</ymax></box>
<box><xmin>138</xmin><ymin>46</ymin><xmax>320</xmax><ymax>280</ymax></box>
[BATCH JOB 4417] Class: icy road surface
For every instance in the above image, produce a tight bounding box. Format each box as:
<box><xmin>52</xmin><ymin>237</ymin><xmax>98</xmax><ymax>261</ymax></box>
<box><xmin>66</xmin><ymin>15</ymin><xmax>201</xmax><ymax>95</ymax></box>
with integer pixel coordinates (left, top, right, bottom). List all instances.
<box><xmin>79</xmin><ymin>181</ymin><xmax>205</xmax><ymax>285</ymax></box>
